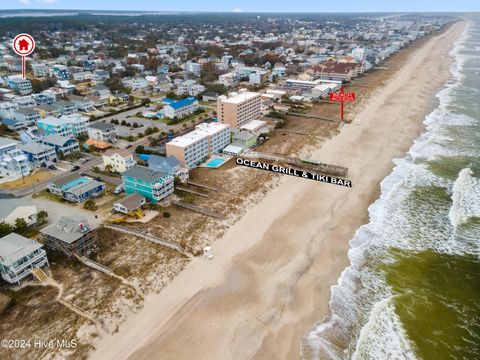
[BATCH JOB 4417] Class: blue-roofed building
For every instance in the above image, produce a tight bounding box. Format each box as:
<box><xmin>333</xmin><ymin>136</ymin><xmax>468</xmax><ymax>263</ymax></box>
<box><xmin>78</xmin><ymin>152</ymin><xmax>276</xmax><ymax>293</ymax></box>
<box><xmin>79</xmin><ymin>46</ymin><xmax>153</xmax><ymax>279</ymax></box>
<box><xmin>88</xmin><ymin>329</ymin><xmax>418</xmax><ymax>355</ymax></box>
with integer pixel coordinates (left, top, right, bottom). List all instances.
<box><xmin>163</xmin><ymin>97</ymin><xmax>198</xmax><ymax>119</ymax></box>
<box><xmin>148</xmin><ymin>155</ymin><xmax>189</xmax><ymax>182</ymax></box>
<box><xmin>122</xmin><ymin>165</ymin><xmax>174</xmax><ymax>203</ymax></box>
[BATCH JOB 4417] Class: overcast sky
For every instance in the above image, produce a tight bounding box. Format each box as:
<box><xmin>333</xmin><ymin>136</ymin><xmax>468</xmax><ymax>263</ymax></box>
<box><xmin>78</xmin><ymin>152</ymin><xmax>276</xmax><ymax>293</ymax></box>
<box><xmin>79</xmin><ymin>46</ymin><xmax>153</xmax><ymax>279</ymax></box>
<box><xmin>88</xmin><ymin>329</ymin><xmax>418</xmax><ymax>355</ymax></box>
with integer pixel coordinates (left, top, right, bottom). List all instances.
<box><xmin>1</xmin><ymin>0</ymin><xmax>479</xmax><ymax>12</ymax></box>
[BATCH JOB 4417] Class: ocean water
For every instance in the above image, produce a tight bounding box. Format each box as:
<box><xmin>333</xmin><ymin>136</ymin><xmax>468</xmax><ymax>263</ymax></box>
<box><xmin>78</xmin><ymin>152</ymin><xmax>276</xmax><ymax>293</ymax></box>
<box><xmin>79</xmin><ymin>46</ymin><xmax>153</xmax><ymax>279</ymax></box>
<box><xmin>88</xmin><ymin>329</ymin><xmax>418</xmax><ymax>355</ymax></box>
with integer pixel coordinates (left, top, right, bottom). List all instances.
<box><xmin>302</xmin><ymin>17</ymin><xmax>480</xmax><ymax>360</ymax></box>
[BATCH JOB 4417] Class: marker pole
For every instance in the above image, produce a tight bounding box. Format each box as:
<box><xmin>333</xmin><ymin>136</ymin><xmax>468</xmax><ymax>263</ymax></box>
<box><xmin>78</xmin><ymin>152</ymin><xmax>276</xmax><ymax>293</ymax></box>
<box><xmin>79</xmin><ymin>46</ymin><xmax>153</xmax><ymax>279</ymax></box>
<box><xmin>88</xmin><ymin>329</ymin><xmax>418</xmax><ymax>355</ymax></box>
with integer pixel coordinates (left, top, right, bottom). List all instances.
<box><xmin>340</xmin><ymin>86</ymin><xmax>344</xmax><ymax>121</ymax></box>
<box><xmin>21</xmin><ymin>56</ymin><xmax>25</xmax><ymax>79</ymax></box>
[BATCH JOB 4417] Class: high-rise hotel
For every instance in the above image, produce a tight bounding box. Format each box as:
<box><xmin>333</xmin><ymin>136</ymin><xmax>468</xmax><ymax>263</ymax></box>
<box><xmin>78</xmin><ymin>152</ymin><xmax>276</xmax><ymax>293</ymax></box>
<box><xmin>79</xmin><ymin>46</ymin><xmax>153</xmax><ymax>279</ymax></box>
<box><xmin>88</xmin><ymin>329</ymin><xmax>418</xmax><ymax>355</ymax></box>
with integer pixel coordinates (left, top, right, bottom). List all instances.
<box><xmin>216</xmin><ymin>90</ymin><xmax>261</xmax><ymax>128</ymax></box>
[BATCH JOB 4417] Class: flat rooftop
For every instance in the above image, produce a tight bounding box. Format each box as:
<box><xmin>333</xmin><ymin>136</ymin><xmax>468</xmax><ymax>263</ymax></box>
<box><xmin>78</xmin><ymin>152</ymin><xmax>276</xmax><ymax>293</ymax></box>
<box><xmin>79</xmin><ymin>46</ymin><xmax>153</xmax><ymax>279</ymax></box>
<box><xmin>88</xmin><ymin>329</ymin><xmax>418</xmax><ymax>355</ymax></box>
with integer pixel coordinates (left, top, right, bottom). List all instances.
<box><xmin>167</xmin><ymin>123</ymin><xmax>229</xmax><ymax>148</ymax></box>
<box><xmin>220</xmin><ymin>91</ymin><xmax>260</xmax><ymax>105</ymax></box>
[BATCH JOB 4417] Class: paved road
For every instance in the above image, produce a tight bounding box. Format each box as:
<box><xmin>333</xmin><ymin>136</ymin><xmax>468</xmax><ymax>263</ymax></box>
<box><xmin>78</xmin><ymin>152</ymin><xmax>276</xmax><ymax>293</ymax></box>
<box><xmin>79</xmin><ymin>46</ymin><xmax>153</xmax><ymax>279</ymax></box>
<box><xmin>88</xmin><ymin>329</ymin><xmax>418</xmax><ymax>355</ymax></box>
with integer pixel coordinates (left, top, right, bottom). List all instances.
<box><xmin>4</xmin><ymin>134</ymin><xmax>153</xmax><ymax>197</ymax></box>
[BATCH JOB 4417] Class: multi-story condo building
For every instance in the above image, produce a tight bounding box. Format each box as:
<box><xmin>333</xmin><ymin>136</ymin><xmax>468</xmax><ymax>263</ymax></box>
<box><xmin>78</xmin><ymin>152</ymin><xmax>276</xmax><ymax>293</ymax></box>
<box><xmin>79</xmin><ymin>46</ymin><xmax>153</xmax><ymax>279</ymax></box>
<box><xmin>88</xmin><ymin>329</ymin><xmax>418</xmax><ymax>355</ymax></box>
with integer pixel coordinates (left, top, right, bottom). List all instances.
<box><xmin>122</xmin><ymin>165</ymin><xmax>174</xmax><ymax>203</ymax></box>
<box><xmin>102</xmin><ymin>148</ymin><xmax>136</xmax><ymax>173</ymax></box>
<box><xmin>163</xmin><ymin>97</ymin><xmax>198</xmax><ymax>119</ymax></box>
<box><xmin>37</xmin><ymin>114</ymin><xmax>88</xmax><ymax>138</ymax></box>
<box><xmin>0</xmin><ymin>149</ymin><xmax>31</xmax><ymax>177</ymax></box>
<box><xmin>87</xmin><ymin>122</ymin><xmax>118</xmax><ymax>144</ymax></box>
<box><xmin>217</xmin><ymin>91</ymin><xmax>261</xmax><ymax>128</ymax></box>
<box><xmin>0</xmin><ymin>233</ymin><xmax>49</xmax><ymax>285</ymax></box>
<box><xmin>7</xmin><ymin>76</ymin><xmax>33</xmax><ymax>95</ymax></box>
<box><xmin>166</xmin><ymin>122</ymin><xmax>230</xmax><ymax>169</ymax></box>
<box><xmin>19</xmin><ymin>142</ymin><xmax>57</xmax><ymax>168</ymax></box>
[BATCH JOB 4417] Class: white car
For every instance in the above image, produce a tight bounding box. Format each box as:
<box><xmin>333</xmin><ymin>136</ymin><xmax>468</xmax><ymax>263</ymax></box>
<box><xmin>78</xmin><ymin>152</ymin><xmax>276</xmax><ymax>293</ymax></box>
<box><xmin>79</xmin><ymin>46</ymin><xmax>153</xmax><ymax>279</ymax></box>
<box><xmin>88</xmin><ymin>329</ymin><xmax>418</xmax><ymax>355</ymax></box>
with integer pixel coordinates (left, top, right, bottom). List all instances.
<box><xmin>114</xmin><ymin>185</ymin><xmax>124</xmax><ymax>194</ymax></box>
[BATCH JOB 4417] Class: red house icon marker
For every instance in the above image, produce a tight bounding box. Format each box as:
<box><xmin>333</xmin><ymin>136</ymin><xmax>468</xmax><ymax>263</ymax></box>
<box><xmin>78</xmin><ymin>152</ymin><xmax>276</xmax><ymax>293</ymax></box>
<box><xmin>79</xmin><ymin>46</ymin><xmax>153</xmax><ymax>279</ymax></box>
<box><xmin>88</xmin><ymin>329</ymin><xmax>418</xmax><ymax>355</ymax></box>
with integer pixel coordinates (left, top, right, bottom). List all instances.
<box><xmin>18</xmin><ymin>39</ymin><xmax>30</xmax><ymax>51</ymax></box>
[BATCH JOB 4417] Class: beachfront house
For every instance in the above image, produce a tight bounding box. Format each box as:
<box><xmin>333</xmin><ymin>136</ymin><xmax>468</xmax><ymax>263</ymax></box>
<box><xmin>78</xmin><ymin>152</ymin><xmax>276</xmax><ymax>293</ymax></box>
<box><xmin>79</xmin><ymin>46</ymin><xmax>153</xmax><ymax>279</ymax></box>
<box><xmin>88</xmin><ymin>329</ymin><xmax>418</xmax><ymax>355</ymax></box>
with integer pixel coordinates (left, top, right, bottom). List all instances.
<box><xmin>148</xmin><ymin>155</ymin><xmax>189</xmax><ymax>182</ymax></box>
<box><xmin>122</xmin><ymin>165</ymin><xmax>174</xmax><ymax>203</ymax></box>
<box><xmin>40</xmin><ymin>215</ymin><xmax>97</xmax><ymax>257</ymax></box>
<box><xmin>0</xmin><ymin>233</ymin><xmax>49</xmax><ymax>285</ymax></box>
<box><xmin>113</xmin><ymin>193</ymin><xmax>146</xmax><ymax>215</ymax></box>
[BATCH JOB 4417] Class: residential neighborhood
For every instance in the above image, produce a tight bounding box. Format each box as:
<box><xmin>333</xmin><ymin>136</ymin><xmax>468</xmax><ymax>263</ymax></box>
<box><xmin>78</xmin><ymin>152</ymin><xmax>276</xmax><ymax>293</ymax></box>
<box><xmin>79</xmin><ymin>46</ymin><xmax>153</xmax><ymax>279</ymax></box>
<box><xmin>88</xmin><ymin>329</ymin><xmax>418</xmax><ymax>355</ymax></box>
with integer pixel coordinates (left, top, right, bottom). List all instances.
<box><xmin>0</xmin><ymin>9</ymin><xmax>458</xmax><ymax>360</ymax></box>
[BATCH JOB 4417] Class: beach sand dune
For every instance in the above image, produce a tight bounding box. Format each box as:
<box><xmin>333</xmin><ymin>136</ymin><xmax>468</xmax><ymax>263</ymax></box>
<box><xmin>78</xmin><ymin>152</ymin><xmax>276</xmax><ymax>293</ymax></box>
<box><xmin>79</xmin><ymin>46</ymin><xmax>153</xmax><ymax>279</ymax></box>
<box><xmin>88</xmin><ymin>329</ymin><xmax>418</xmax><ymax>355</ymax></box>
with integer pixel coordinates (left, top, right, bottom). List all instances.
<box><xmin>91</xmin><ymin>21</ymin><xmax>465</xmax><ymax>360</ymax></box>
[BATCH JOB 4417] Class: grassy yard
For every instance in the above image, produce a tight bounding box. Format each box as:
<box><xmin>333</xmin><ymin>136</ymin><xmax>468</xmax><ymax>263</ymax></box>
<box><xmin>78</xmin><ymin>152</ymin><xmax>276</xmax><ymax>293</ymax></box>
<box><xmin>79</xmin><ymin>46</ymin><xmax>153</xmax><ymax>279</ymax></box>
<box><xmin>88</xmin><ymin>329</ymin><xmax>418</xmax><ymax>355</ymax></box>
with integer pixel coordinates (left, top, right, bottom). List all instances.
<box><xmin>0</xmin><ymin>169</ymin><xmax>55</xmax><ymax>190</ymax></box>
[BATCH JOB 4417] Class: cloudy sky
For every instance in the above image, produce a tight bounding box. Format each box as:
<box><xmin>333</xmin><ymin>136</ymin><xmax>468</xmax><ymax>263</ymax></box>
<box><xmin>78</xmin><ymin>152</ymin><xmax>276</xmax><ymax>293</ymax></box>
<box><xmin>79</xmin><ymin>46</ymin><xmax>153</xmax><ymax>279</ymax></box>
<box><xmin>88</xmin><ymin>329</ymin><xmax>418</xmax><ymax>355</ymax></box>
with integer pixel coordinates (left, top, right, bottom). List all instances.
<box><xmin>2</xmin><ymin>0</ymin><xmax>479</xmax><ymax>12</ymax></box>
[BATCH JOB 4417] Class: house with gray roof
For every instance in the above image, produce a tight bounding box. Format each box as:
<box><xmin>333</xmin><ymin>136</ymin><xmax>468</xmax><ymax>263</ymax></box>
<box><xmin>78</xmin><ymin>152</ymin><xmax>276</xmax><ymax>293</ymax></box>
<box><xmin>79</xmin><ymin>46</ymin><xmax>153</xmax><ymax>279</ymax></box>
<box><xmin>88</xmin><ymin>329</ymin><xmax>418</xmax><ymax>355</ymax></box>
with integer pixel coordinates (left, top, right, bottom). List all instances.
<box><xmin>0</xmin><ymin>198</ymin><xmax>37</xmax><ymax>227</ymax></box>
<box><xmin>148</xmin><ymin>155</ymin><xmax>189</xmax><ymax>182</ymax></box>
<box><xmin>42</xmin><ymin>134</ymin><xmax>79</xmax><ymax>156</ymax></box>
<box><xmin>40</xmin><ymin>215</ymin><xmax>97</xmax><ymax>257</ymax></box>
<box><xmin>0</xmin><ymin>233</ymin><xmax>48</xmax><ymax>284</ymax></box>
<box><xmin>19</xmin><ymin>142</ymin><xmax>57</xmax><ymax>168</ymax></box>
<box><xmin>87</xmin><ymin>122</ymin><xmax>118</xmax><ymax>144</ymax></box>
<box><xmin>122</xmin><ymin>165</ymin><xmax>174</xmax><ymax>203</ymax></box>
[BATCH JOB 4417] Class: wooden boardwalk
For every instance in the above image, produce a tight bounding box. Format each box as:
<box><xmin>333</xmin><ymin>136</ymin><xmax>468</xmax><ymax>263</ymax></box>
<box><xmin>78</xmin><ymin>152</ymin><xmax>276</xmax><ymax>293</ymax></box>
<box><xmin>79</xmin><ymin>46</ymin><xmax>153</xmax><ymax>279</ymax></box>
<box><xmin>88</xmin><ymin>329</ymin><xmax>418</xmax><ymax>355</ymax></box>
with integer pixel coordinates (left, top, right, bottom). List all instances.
<box><xmin>172</xmin><ymin>200</ymin><xmax>224</xmax><ymax>220</ymax></box>
<box><xmin>241</xmin><ymin>151</ymin><xmax>348</xmax><ymax>178</ymax></box>
<box><xmin>176</xmin><ymin>186</ymin><xmax>209</xmax><ymax>198</ymax></box>
<box><xmin>103</xmin><ymin>224</ymin><xmax>188</xmax><ymax>256</ymax></box>
<box><xmin>286</xmin><ymin>112</ymin><xmax>339</xmax><ymax>123</ymax></box>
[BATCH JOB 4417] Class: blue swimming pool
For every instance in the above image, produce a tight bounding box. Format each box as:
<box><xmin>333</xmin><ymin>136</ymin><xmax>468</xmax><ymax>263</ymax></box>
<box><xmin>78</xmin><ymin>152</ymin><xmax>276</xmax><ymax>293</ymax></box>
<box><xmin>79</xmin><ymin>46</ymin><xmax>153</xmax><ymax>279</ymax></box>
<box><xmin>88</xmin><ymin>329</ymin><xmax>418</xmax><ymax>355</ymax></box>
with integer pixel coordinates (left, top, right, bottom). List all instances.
<box><xmin>206</xmin><ymin>158</ymin><xmax>226</xmax><ymax>167</ymax></box>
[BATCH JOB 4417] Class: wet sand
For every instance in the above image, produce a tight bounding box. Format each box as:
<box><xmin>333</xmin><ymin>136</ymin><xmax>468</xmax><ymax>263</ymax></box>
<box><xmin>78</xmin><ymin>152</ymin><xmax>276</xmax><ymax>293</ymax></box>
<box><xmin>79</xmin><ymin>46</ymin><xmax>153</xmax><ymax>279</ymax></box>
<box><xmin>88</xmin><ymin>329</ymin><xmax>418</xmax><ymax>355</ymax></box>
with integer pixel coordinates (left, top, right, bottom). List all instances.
<box><xmin>91</xmin><ymin>21</ymin><xmax>465</xmax><ymax>360</ymax></box>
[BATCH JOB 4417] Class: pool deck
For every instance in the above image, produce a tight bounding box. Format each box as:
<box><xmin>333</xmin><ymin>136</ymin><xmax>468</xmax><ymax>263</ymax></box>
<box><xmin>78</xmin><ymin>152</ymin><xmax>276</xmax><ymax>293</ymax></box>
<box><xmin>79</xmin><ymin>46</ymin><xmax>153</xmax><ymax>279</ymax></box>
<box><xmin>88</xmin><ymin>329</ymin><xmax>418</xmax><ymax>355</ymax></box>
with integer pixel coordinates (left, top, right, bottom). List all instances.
<box><xmin>199</xmin><ymin>154</ymin><xmax>232</xmax><ymax>169</ymax></box>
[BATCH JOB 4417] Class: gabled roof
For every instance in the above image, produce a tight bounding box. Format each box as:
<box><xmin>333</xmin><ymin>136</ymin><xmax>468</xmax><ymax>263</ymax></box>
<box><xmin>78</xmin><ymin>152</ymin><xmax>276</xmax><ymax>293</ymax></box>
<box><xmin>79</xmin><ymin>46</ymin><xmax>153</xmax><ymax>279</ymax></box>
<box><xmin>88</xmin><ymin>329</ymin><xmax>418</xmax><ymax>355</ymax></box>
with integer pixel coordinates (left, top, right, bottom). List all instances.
<box><xmin>42</xmin><ymin>134</ymin><xmax>77</xmax><ymax>147</ymax></box>
<box><xmin>114</xmin><ymin>193</ymin><xmax>145</xmax><ymax>212</ymax></box>
<box><xmin>148</xmin><ymin>155</ymin><xmax>180</xmax><ymax>171</ymax></box>
<box><xmin>103</xmin><ymin>148</ymin><xmax>132</xmax><ymax>158</ymax></box>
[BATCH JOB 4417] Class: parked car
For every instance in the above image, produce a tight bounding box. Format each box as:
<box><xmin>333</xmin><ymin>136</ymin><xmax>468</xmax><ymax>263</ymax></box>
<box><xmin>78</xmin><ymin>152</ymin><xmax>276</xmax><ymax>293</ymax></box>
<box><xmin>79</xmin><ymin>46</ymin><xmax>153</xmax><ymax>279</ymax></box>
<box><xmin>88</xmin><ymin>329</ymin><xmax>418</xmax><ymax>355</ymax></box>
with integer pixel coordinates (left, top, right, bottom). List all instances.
<box><xmin>126</xmin><ymin>144</ymin><xmax>133</xmax><ymax>149</ymax></box>
<box><xmin>71</xmin><ymin>165</ymin><xmax>80</xmax><ymax>172</ymax></box>
<box><xmin>114</xmin><ymin>185</ymin><xmax>124</xmax><ymax>194</ymax></box>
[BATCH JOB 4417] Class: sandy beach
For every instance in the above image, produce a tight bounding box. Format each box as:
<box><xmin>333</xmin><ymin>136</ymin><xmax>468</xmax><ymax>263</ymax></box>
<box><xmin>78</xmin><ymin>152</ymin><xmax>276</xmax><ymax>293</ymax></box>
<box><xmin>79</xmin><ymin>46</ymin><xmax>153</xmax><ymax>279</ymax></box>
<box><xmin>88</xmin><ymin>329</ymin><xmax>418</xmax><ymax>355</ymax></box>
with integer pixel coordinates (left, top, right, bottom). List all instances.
<box><xmin>91</xmin><ymin>21</ymin><xmax>465</xmax><ymax>360</ymax></box>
